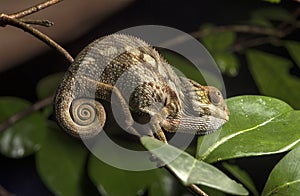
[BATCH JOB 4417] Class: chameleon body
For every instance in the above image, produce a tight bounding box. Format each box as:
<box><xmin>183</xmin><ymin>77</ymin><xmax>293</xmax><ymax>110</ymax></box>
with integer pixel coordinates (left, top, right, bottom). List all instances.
<box><xmin>54</xmin><ymin>34</ymin><xmax>229</xmax><ymax>142</ymax></box>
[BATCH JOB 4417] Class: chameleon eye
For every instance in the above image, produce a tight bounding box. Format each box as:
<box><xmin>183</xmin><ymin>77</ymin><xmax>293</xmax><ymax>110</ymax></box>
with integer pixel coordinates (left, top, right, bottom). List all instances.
<box><xmin>208</xmin><ymin>90</ymin><xmax>222</xmax><ymax>106</ymax></box>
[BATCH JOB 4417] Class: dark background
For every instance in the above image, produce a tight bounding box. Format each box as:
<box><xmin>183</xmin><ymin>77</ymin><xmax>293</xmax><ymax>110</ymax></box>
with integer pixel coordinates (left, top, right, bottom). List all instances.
<box><xmin>0</xmin><ymin>0</ymin><xmax>297</xmax><ymax>195</ymax></box>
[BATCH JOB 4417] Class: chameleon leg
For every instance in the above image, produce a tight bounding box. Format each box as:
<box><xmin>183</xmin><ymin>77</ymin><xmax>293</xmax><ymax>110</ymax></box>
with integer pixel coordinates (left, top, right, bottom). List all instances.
<box><xmin>144</xmin><ymin>107</ymin><xmax>169</xmax><ymax>143</ymax></box>
<box><xmin>109</xmin><ymin>87</ymin><xmax>144</xmax><ymax>138</ymax></box>
<box><xmin>155</xmin><ymin>128</ymin><xmax>168</xmax><ymax>143</ymax></box>
<box><xmin>152</xmin><ymin>113</ymin><xmax>168</xmax><ymax>143</ymax></box>
<box><xmin>80</xmin><ymin>78</ymin><xmax>142</xmax><ymax>138</ymax></box>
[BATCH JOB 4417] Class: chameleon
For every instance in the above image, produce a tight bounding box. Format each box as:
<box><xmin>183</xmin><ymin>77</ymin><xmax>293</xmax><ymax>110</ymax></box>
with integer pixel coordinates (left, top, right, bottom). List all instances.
<box><xmin>54</xmin><ymin>34</ymin><xmax>230</xmax><ymax>143</ymax></box>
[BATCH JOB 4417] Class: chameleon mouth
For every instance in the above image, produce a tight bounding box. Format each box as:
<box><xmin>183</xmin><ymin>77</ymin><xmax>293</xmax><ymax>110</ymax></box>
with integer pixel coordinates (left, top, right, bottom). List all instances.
<box><xmin>208</xmin><ymin>106</ymin><xmax>230</xmax><ymax>122</ymax></box>
<box><xmin>224</xmin><ymin>114</ymin><xmax>229</xmax><ymax>121</ymax></box>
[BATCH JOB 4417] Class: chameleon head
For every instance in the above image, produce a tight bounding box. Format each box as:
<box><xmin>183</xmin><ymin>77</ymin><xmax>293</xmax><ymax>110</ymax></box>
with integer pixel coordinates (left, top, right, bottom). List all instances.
<box><xmin>188</xmin><ymin>79</ymin><xmax>229</xmax><ymax>120</ymax></box>
<box><xmin>177</xmin><ymin>78</ymin><xmax>230</xmax><ymax>134</ymax></box>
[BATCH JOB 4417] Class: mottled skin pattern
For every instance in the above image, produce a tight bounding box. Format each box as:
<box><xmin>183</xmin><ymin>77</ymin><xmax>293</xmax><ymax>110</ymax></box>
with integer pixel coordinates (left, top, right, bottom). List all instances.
<box><xmin>54</xmin><ymin>34</ymin><xmax>230</xmax><ymax>142</ymax></box>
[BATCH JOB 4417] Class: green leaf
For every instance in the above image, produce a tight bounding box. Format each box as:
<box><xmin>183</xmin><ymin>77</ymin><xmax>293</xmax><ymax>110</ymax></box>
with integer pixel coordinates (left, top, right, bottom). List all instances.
<box><xmin>36</xmin><ymin>122</ymin><xmax>88</xmax><ymax>196</ymax></box>
<box><xmin>0</xmin><ymin>97</ymin><xmax>47</xmax><ymax>158</ymax></box>
<box><xmin>262</xmin><ymin>145</ymin><xmax>300</xmax><ymax>196</ymax></box>
<box><xmin>88</xmin><ymin>154</ymin><xmax>177</xmax><ymax>196</ymax></box>
<box><xmin>141</xmin><ymin>136</ymin><xmax>248</xmax><ymax>195</ymax></box>
<box><xmin>246</xmin><ymin>50</ymin><xmax>300</xmax><ymax>109</ymax></box>
<box><xmin>251</xmin><ymin>7</ymin><xmax>292</xmax><ymax>23</ymax></box>
<box><xmin>36</xmin><ymin>72</ymin><xmax>64</xmax><ymax>117</ymax></box>
<box><xmin>263</xmin><ymin>0</ymin><xmax>281</xmax><ymax>3</ymax></box>
<box><xmin>200</xmin><ymin>24</ymin><xmax>236</xmax><ymax>52</ymax></box>
<box><xmin>223</xmin><ymin>162</ymin><xmax>259</xmax><ymax>196</ymax></box>
<box><xmin>197</xmin><ymin>95</ymin><xmax>300</xmax><ymax>163</ymax></box>
<box><xmin>285</xmin><ymin>41</ymin><xmax>300</xmax><ymax>69</ymax></box>
<box><xmin>36</xmin><ymin>72</ymin><xmax>64</xmax><ymax>99</ymax></box>
<box><xmin>213</xmin><ymin>52</ymin><xmax>239</xmax><ymax>77</ymax></box>
<box><xmin>162</xmin><ymin>51</ymin><xmax>223</xmax><ymax>89</ymax></box>
<box><xmin>199</xmin><ymin>186</ymin><xmax>227</xmax><ymax>196</ymax></box>
<box><xmin>197</xmin><ymin>24</ymin><xmax>238</xmax><ymax>77</ymax></box>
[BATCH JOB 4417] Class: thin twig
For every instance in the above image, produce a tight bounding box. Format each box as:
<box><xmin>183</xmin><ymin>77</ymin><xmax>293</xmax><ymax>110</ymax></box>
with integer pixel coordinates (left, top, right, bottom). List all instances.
<box><xmin>276</xmin><ymin>7</ymin><xmax>300</xmax><ymax>29</ymax></box>
<box><xmin>0</xmin><ymin>96</ymin><xmax>54</xmax><ymax>133</ymax></box>
<box><xmin>191</xmin><ymin>25</ymin><xmax>284</xmax><ymax>38</ymax></box>
<box><xmin>190</xmin><ymin>6</ymin><xmax>300</xmax><ymax>53</ymax></box>
<box><xmin>231</xmin><ymin>6</ymin><xmax>300</xmax><ymax>52</ymax></box>
<box><xmin>0</xmin><ymin>14</ymin><xmax>73</xmax><ymax>62</ymax></box>
<box><xmin>9</xmin><ymin>0</ymin><xmax>63</xmax><ymax>19</ymax></box>
<box><xmin>189</xmin><ymin>184</ymin><xmax>209</xmax><ymax>196</ymax></box>
<box><xmin>231</xmin><ymin>37</ymin><xmax>281</xmax><ymax>52</ymax></box>
<box><xmin>20</xmin><ymin>19</ymin><xmax>54</xmax><ymax>27</ymax></box>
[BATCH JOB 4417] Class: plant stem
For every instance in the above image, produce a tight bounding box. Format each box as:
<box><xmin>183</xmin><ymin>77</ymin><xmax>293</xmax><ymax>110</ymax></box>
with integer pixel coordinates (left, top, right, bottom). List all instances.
<box><xmin>9</xmin><ymin>0</ymin><xmax>63</xmax><ymax>19</ymax></box>
<box><xmin>0</xmin><ymin>13</ymin><xmax>73</xmax><ymax>62</ymax></box>
<box><xmin>231</xmin><ymin>37</ymin><xmax>281</xmax><ymax>52</ymax></box>
<box><xmin>20</xmin><ymin>19</ymin><xmax>54</xmax><ymax>27</ymax></box>
<box><xmin>189</xmin><ymin>184</ymin><xmax>209</xmax><ymax>196</ymax></box>
<box><xmin>191</xmin><ymin>25</ymin><xmax>284</xmax><ymax>38</ymax></box>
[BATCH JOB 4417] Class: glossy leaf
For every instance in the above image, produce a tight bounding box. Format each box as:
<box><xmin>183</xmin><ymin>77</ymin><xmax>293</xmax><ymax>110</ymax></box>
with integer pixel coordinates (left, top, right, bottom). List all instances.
<box><xmin>36</xmin><ymin>123</ymin><xmax>88</xmax><ymax>196</ymax></box>
<box><xmin>197</xmin><ymin>95</ymin><xmax>300</xmax><ymax>163</ymax></box>
<box><xmin>262</xmin><ymin>145</ymin><xmax>300</xmax><ymax>196</ymax></box>
<box><xmin>197</xmin><ymin>24</ymin><xmax>238</xmax><ymax>76</ymax></box>
<box><xmin>36</xmin><ymin>72</ymin><xmax>64</xmax><ymax>99</ymax></box>
<box><xmin>199</xmin><ymin>186</ymin><xmax>226</xmax><ymax>196</ymax></box>
<box><xmin>0</xmin><ymin>97</ymin><xmax>47</xmax><ymax>158</ymax></box>
<box><xmin>36</xmin><ymin>72</ymin><xmax>64</xmax><ymax>117</ymax></box>
<box><xmin>246</xmin><ymin>50</ymin><xmax>300</xmax><ymax>109</ymax></box>
<box><xmin>141</xmin><ymin>136</ymin><xmax>248</xmax><ymax>195</ymax></box>
<box><xmin>223</xmin><ymin>162</ymin><xmax>259</xmax><ymax>196</ymax></box>
<box><xmin>285</xmin><ymin>41</ymin><xmax>300</xmax><ymax>69</ymax></box>
<box><xmin>213</xmin><ymin>52</ymin><xmax>239</xmax><ymax>77</ymax></box>
<box><xmin>200</xmin><ymin>24</ymin><xmax>236</xmax><ymax>51</ymax></box>
<box><xmin>88</xmin><ymin>154</ymin><xmax>177</xmax><ymax>196</ymax></box>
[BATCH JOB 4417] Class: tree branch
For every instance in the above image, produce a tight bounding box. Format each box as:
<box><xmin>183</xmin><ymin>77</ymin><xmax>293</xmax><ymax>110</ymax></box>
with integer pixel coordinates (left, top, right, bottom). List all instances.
<box><xmin>0</xmin><ymin>13</ymin><xmax>73</xmax><ymax>63</ymax></box>
<box><xmin>20</xmin><ymin>19</ymin><xmax>54</xmax><ymax>27</ymax></box>
<box><xmin>191</xmin><ymin>24</ymin><xmax>285</xmax><ymax>38</ymax></box>
<box><xmin>190</xmin><ymin>6</ymin><xmax>300</xmax><ymax>52</ymax></box>
<box><xmin>9</xmin><ymin>0</ymin><xmax>63</xmax><ymax>19</ymax></box>
<box><xmin>189</xmin><ymin>184</ymin><xmax>209</xmax><ymax>196</ymax></box>
<box><xmin>231</xmin><ymin>37</ymin><xmax>281</xmax><ymax>52</ymax></box>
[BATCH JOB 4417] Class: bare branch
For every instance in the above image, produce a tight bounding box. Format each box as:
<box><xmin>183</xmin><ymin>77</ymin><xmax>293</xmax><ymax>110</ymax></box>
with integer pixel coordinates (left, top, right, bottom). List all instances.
<box><xmin>9</xmin><ymin>0</ymin><xmax>63</xmax><ymax>19</ymax></box>
<box><xmin>0</xmin><ymin>13</ymin><xmax>73</xmax><ymax>63</ymax></box>
<box><xmin>189</xmin><ymin>184</ymin><xmax>209</xmax><ymax>196</ymax></box>
<box><xmin>191</xmin><ymin>25</ymin><xmax>284</xmax><ymax>38</ymax></box>
<box><xmin>20</xmin><ymin>19</ymin><xmax>54</xmax><ymax>27</ymax></box>
<box><xmin>231</xmin><ymin>37</ymin><xmax>282</xmax><ymax>52</ymax></box>
<box><xmin>190</xmin><ymin>6</ymin><xmax>300</xmax><ymax>52</ymax></box>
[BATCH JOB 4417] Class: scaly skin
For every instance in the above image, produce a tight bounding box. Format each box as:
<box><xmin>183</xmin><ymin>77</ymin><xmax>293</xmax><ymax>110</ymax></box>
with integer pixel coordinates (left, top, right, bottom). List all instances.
<box><xmin>54</xmin><ymin>34</ymin><xmax>230</xmax><ymax>142</ymax></box>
